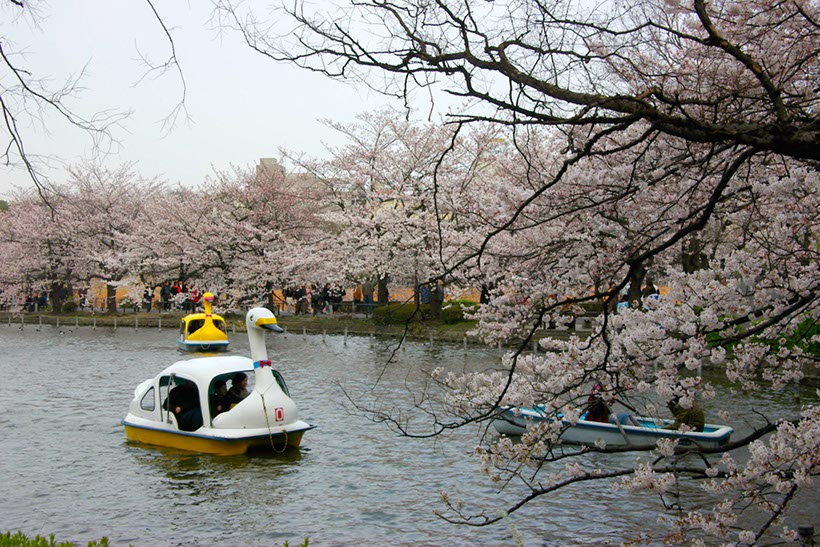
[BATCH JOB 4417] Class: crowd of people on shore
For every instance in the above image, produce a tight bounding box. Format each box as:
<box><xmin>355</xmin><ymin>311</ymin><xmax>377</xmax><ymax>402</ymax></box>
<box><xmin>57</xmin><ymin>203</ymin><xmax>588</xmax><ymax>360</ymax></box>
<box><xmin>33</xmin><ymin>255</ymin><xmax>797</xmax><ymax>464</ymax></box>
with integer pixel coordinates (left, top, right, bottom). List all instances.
<box><xmin>137</xmin><ymin>279</ymin><xmax>383</xmax><ymax>317</ymax></box>
<box><xmin>282</xmin><ymin>280</ymin><xmax>374</xmax><ymax>316</ymax></box>
<box><xmin>0</xmin><ymin>287</ymin><xmax>77</xmax><ymax>312</ymax></box>
<box><xmin>2</xmin><ymin>276</ymin><xmax>448</xmax><ymax>318</ymax></box>
<box><xmin>149</xmin><ymin>281</ymin><xmax>202</xmax><ymax>313</ymax></box>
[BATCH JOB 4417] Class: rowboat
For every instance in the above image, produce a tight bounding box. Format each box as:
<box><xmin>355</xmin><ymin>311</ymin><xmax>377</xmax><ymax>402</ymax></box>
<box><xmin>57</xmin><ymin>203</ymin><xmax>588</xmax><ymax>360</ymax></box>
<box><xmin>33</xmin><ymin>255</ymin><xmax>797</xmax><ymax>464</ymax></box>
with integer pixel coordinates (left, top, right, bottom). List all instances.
<box><xmin>493</xmin><ymin>406</ymin><xmax>733</xmax><ymax>449</ymax></box>
<box><xmin>124</xmin><ymin>307</ymin><xmax>315</xmax><ymax>455</ymax></box>
<box><xmin>176</xmin><ymin>292</ymin><xmax>230</xmax><ymax>352</ymax></box>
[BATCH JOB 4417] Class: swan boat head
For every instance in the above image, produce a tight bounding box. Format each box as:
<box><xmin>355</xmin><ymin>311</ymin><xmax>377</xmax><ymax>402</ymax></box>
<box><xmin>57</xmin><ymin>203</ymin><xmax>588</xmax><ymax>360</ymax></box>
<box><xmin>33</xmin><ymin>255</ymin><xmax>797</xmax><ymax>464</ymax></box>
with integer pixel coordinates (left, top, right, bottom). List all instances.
<box><xmin>210</xmin><ymin>307</ymin><xmax>294</xmax><ymax>430</ymax></box>
<box><xmin>246</xmin><ymin>306</ymin><xmax>284</xmax><ymax>348</ymax></box>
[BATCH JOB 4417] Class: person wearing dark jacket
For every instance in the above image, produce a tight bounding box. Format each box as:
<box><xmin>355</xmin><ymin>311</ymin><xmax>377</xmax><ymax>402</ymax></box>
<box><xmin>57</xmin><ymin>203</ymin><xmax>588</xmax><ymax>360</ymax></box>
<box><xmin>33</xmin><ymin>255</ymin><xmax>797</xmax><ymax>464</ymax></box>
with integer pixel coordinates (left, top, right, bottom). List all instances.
<box><xmin>586</xmin><ymin>383</ymin><xmax>610</xmax><ymax>423</ymax></box>
<box><xmin>209</xmin><ymin>380</ymin><xmax>231</xmax><ymax>418</ymax></box>
<box><xmin>167</xmin><ymin>380</ymin><xmax>203</xmax><ymax>431</ymax></box>
<box><xmin>228</xmin><ymin>372</ymin><xmax>250</xmax><ymax>405</ymax></box>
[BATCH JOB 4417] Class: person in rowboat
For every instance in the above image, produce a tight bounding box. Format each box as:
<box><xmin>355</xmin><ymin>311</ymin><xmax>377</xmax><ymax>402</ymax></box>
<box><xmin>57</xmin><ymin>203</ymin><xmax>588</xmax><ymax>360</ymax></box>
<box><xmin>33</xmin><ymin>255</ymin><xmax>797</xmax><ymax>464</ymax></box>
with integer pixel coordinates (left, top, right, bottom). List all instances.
<box><xmin>586</xmin><ymin>383</ymin><xmax>641</xmax><ymax>426</ymax></box>
<box><xmin>586</xmin><ymin>383</ymin><xmax>611</xmax><ymax>423</ymax></box>
<box><xmin>663</xmin><ymin>395</ymin><xmax>705</xmax><ymax>432</ymax></box>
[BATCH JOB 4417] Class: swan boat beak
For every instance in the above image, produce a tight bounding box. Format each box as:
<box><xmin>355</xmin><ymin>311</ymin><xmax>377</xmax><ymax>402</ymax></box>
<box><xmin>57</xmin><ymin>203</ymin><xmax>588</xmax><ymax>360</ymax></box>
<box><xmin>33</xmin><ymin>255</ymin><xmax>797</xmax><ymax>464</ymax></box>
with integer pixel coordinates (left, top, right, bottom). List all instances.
<box><xmin>256</xmin><ymin>316</ymin><xmax>284</xmax><ymax>333</ymax></box>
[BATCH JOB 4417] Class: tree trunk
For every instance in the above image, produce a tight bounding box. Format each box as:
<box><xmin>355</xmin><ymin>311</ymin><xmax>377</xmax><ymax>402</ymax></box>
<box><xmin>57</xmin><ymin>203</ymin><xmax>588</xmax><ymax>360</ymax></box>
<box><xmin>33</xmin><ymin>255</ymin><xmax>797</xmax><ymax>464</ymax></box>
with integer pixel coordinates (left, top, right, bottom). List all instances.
<box><xmin>681</xmin><ymin>237</ymin><xmax>709</xmax><ymax>273</ymax></box>
<box><xmin>265</xmin><ymin>281</ymin><xmax>276</xmax><ymax>313</ymax></box>
<box><xmin>377</xmin><ymin>274</ymin><xmax>390</xmax><ymax>305</ymax></box>
<box><xmin>627</xmin><ymin>266</ymin><xmax>647</xmax><ymax>308</ymax></box>
<box><xmin>106</xmin><ymin>284</ymin><xmax>118</xmax><ymax>314</ymax></box>
<box><xmin>49</xmin><ymin>282</ymin><xmax>63</xmax><ymax>314</ymax></box>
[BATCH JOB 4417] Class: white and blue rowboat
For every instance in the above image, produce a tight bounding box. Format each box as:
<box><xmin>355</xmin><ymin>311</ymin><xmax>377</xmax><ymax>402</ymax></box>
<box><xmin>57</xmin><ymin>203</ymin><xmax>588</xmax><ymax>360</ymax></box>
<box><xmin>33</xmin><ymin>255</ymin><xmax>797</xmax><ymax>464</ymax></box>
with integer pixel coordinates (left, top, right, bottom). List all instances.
<box><xmin>493</xmin><ymin>406</ymin><xmax>733</xmax><ymax>449</ymax></box>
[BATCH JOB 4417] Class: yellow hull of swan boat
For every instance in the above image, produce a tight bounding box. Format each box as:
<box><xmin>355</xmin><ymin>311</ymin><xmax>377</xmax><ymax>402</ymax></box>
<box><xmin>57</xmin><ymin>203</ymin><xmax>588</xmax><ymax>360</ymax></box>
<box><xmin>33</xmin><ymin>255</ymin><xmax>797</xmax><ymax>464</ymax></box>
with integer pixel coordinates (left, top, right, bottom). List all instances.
<box><xmin>123</xmin><ymin>422</ymin><xmax>309</xmax><ymax>456</ymax></box>
<box><xmin>124</xmin><ymin>308</ymin><xmax>315</xmax><ymax>455</ymax></box>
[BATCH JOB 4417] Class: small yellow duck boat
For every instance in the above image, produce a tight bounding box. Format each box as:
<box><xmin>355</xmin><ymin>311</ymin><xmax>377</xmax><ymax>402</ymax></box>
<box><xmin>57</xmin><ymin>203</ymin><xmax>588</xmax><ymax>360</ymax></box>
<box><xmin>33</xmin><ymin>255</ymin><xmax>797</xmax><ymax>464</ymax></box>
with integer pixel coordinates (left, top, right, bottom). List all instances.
<box><xmin>176</xmin><ymin>292</ymin><xmax>229</xmax><ymax>352</ymax></box>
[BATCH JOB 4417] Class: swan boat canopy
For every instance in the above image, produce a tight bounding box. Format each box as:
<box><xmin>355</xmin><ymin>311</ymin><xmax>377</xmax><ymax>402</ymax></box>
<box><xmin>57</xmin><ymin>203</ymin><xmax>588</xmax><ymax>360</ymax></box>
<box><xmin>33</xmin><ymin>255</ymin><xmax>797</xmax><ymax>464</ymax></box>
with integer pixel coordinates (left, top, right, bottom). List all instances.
<box><xmin>176</xmin><ymin>292</ymin><xmax>230</xmax><ymax>352</ymax></box>
<box><xmin>493</xmin><ymin>406</ymin><xmax>733</xmax><ymax>450</ymax></box>
<box><xmin>124</xmin><ymin>307</ymin><xmax>315</xmax><ymax>455</ymax></box>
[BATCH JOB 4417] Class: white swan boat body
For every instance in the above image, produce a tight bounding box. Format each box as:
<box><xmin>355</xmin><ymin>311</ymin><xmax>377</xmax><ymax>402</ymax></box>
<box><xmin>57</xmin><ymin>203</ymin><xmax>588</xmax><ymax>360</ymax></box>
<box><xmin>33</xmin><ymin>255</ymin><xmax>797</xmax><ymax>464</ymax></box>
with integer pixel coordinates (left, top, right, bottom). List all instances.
<box><xmin>493</xmin><ymin>406</ymin><xmax>733</xmax><ymax>449</ymax></box>
<box><xmin>124</xmin><ymin>308</ymin><xmax>314</xmax><ymax>455</ymax></box>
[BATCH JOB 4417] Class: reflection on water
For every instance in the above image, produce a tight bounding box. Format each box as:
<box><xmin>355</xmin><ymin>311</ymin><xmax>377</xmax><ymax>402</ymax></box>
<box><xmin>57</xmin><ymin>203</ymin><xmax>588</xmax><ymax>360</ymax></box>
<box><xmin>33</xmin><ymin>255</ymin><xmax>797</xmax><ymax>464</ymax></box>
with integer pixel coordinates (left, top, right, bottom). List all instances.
<box><xmin>0</xmin><ymin>326</ymin><xmax>816</xmax><ymax>545</ymax></box>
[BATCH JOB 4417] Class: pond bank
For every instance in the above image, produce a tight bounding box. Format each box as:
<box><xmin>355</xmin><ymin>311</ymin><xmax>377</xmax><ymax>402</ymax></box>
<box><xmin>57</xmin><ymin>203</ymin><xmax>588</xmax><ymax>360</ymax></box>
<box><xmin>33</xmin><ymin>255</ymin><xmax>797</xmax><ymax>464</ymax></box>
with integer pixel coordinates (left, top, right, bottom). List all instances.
<box><xmin>0</xmin><ymin>309</ymin><xmax>576</xmax><ymax>346</ymax></box>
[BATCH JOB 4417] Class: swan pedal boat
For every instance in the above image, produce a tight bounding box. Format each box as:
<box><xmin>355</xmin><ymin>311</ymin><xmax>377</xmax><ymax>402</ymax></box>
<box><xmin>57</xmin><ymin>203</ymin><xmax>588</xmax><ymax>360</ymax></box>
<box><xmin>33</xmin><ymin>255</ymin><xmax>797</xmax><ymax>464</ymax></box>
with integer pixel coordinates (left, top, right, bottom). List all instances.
<box><xmin>124</xmin><ymin>308</ymin><xmax>315</xmax><ymax>455</ymax></box>
<box><xmin>493</xmin><ymin>406</ymin><xmax>733</xmax><ymax>449</ymax></box>
<box><xmin>176</xmin><ymin>292</ymin><xmax>230</xmax><ymax>352</ymax></box>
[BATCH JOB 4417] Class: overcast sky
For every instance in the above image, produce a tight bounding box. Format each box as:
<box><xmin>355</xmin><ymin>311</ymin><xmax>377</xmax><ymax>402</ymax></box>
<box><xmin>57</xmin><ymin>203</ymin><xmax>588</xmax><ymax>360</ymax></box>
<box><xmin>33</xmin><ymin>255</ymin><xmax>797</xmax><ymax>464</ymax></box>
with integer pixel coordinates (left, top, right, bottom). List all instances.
<box><xmin>0</xmin><ymin>1</ymin><xmax>411</xmax><ymax>199</ymax></box>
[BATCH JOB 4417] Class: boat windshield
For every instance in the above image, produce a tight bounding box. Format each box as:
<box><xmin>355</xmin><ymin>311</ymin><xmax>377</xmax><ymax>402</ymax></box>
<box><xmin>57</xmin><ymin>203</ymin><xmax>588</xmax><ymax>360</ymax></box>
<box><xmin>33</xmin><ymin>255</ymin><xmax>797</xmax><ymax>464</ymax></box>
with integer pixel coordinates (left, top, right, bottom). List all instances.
<box><xmin>187</xmin><ymin>319</ymin><xmax>205</xmax><ymax>335</ymax></box>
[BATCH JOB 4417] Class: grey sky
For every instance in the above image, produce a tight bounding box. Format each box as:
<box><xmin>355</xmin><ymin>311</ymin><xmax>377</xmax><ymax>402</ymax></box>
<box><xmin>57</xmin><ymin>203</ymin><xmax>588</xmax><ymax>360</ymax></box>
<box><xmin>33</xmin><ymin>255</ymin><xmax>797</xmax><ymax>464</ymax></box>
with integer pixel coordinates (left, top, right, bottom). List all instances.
<box><xmin>0</xmin><ymin>1</ymin><xmax>397</xmax><ymax>199</ymax></box>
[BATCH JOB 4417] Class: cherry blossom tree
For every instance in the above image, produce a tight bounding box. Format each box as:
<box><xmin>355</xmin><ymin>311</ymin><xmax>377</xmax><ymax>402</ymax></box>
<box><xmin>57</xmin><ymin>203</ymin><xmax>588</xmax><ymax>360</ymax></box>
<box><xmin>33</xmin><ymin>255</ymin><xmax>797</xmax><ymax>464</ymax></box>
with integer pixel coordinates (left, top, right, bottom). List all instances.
<box><xmin>0</xmin><ymin>187</ymin><xmax>77</xmax><ymax>310</ymax></box>
<box><xmin>0</xmin><ymin>160</ymin><xmax>328</xmax><ymax>314</ymax></box>
<box><xmin>284</xmin><ymin>111</ymin><xmax>475</xmax><ymax>296</ymax></box>
<box><xmin>219</xmin><ymin>0</ymin><xmax>820</xmax><ymax>543</ymax></box>
<box><xmin>132</xmin><ymin>162</ymin><xmax>328</xmax><ymax>312</ymax></box>
<box><xmin>54</xmin><ymin>163</ymin><xmax>165</xmax><ymax>313</ymax></box>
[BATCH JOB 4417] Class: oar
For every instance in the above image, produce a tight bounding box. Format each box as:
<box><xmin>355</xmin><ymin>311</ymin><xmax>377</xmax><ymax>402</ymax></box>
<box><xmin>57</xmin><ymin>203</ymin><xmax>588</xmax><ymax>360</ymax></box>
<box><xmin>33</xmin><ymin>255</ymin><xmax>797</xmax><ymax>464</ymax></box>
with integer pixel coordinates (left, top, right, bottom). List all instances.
<box><xmin>610</xmin><ymin>412</ymin><xmax>634</xmax><ymax>447</ymax></box>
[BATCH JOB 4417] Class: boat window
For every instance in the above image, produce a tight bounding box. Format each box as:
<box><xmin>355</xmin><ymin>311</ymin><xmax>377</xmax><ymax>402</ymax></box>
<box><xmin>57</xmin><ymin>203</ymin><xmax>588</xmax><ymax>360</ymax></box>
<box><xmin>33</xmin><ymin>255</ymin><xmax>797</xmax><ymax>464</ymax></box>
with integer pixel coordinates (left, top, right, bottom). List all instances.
<box><xmin>166</xmin><ymin>379</ymin><xmax>203</xmax><ymax>432</ymax></box>
<box><xmin>187</xmin><ymin>319</ymin><xmax>205</xmax><ymax>335</ymax></box>
<box><xmin>215</xmin><ymin>319</ymin><xmax>227</xmax><ymax>333</ymax></box>
<box><xmin>159</xmin><ymin>375</ymin><xmax>178</xmax><ymax>388</ymax></box>
<box><xmin>178</xmin><ymin>321</ymin><xmax>185</xmax><ymax>335</ymax></box>
<box><xmin>208</xmin><ymin>372</ymin><xmax>255</xmax><ymax>394</ymax></box>
<box><xmin>140</xmin><ymin>387</ymin><xmax>156</xmax><ymax>411</ymax></box>
<box><xmin>272</xmin><ymin>370</ymin><xmax>289</xmax><ymax>396</ymax></box>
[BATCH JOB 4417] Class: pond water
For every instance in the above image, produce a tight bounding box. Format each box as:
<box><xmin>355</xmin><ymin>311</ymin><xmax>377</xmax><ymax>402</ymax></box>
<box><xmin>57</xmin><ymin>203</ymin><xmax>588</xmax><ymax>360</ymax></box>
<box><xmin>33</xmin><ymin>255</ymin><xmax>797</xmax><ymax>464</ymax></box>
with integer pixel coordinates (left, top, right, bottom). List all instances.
<box><xmin>0</xmin><ymin>324</ymin><xmax>816</xmax><ymax>546</ymax></box>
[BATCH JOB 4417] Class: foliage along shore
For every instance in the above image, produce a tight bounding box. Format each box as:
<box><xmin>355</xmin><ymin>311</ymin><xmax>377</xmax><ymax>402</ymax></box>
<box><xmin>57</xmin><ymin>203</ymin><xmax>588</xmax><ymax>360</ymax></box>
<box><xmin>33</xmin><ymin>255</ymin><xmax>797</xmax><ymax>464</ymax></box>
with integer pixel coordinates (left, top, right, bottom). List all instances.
<box><xmin>0</xmin><ymin>530</ymin><xmax>308</xmax><ymax>547</ymax></box>
<box><xmin>0</xmin><ymin>531</ymin><xmax>110</xmax><ymax>547</ymax></box>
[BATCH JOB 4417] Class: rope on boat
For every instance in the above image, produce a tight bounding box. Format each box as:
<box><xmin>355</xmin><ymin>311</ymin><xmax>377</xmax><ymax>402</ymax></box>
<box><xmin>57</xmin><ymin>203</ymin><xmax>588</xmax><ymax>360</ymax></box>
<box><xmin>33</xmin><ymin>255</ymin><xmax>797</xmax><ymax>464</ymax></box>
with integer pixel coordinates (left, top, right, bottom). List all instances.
<box><xmin>260</xmin><ymin>391</ymin><xmax>287</xmax><ymax>453</ymax></box>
